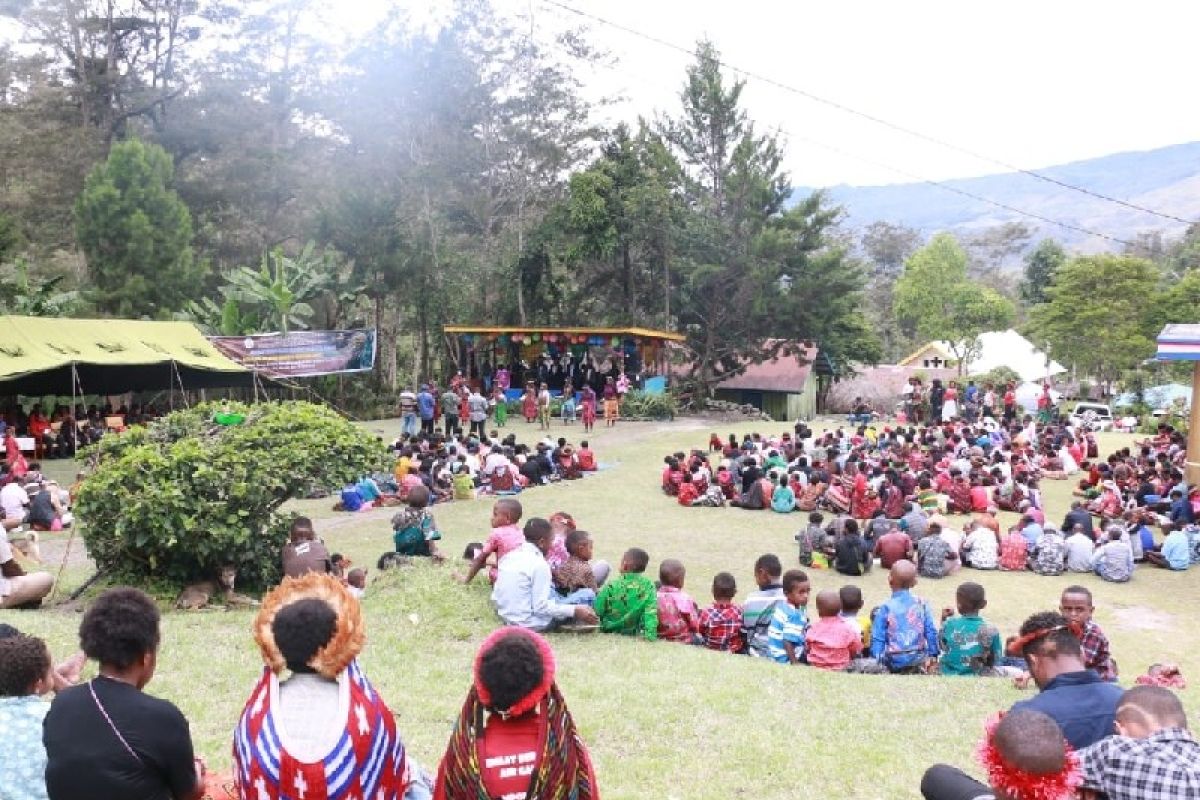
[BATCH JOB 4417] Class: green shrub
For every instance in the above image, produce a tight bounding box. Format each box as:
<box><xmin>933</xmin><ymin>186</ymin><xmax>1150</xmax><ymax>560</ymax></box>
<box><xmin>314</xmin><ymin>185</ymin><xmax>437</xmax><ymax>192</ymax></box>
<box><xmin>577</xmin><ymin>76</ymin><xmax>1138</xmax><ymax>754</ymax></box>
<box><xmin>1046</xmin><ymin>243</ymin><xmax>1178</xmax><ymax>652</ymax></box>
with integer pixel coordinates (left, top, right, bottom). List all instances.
<box><xmin>619</xmin><ymin>390</ymin><xmax>678</xmax><ymax>420</ymax></box>
<box><xmin>75</xmin><ymin>401</ymin><xmax>390</xmax><ymax>589</ymax></box>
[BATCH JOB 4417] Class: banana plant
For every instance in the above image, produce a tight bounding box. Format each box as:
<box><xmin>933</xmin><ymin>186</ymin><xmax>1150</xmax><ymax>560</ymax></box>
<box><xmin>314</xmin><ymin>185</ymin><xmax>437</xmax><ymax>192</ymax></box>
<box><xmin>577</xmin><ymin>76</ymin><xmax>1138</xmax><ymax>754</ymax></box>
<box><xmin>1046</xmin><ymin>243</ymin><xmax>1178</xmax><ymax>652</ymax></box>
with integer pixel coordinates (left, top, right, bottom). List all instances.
<box><xmin>220</xmin><ymin>242</ymin><xmax>334</xmax><ymax>333</ymax></box>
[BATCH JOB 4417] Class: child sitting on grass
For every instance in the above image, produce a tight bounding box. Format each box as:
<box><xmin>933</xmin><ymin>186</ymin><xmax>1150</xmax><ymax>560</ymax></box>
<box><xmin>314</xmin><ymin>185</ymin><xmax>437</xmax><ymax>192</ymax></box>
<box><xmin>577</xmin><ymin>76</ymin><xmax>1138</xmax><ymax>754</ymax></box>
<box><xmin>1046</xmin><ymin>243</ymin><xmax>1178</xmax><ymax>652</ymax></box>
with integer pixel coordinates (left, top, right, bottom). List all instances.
<box><xmin>552</xmin><ymin>530</ymin><xmax>602</xmax><ymax>605</ymax></box>
<box><xmin>771</xmin><ymin>473</ymin><xmax>796</xmax><ymax>513</ymax></box>
<box><xmin>805</xmin><ymin>589</ymin><xmax>863</xmax><ymax>670</ymax></box>
<box><xmin>546</xmin><ymin>512</ymin><xmax>575</xmax><ymax>569</ymax></box>
<box><xmin>921</xmin><ymin>709</ymin><xmax>1081</xmax><ymax>800</ymax></box>
<box><xmin>767</xmin><ymin>569</ymin><xmax>811</xmax><ymax>665</ymax></box>
<box><xmin>742</xmin><ymin>554</ymin><xmax>786</xmax><ymax>658</ymax></box>
<box><xmin>458</xmin><ymin>498</ymin><xmax>524</xmax><ymax>585</ymax></box>
<box><xmin>676</xmin><ymin>471</ymin><xmax>700</xmax><ymax>506</ymax></box>
<box><xmin>656</xmin><ymin>559</ymin><xmax>700</xmax><ymax>643</ymax></box>
<box><xmin>698</xmin><ymin>572</ymin><xmax>743</xmax><ymax>653</ymax></box>
<box><xmin>577</xmin><ymin>440</ymin><xmax>597</xmax><ymax>472</ymax></box>
<box><xmin>1077</xmin><ymin>685</ymin><xmax>1200</xmax><ymax>799</ymax></box>
<box><xmin>938</xmin><ymin>581</ymin><xmax>1003</xmax><ymax>676</ymax></box>
<box><xmin>390</xmin><ymin>485</ymin><xmax>444</xmax><ymax>561</ymax></box>
<box><xmin>595</xmin><ymin>547</ymin><xmax>658</xmax><ymax>641</ymax></box>
<box><xmin>346</xmin><ymin>568</ymin><xmax>367</xmax><ymax>599</ymax></box>
<box><xmin>1059</xmin><ymin>585</ymin><xmax>1118</xmax><ymax>682</ymax></box>
<box><xmin>0</xmin><ymin>634</ymin><xmax>53</xmax><ymax>798</ymax></box>
<box><xmin>796</xmin><ymin>512</ymin><xmax>826</xmax><ymax>567</ymax></box>
<box><xmin>282</xmin><ymin>516</ymin><xmax>332</xmax><ymax>578</ymax></box>
<box><xmin>838</xmin><ymin>585</ymin><xmax>871</xmax><ymax>650</ymax></box>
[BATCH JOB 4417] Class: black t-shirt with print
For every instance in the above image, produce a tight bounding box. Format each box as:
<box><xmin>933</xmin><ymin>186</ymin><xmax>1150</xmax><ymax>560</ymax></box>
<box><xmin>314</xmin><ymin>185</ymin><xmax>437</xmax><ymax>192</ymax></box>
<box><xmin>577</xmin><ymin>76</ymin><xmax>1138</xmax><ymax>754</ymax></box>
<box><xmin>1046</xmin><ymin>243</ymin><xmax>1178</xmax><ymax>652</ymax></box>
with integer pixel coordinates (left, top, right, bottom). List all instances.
<box><xmin>44</xmin><ymin>676</ymin><xmax>197</xmax><ymax>800</ymax></box>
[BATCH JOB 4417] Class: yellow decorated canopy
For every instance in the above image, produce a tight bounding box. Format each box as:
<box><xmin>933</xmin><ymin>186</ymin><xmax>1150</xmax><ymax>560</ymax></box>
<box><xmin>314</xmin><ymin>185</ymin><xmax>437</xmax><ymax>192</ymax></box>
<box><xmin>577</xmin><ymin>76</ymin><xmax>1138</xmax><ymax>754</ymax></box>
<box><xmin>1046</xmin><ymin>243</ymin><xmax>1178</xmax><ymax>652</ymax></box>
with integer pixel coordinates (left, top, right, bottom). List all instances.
<box><xmin>0</xmin><ymin>315</ymin><xmax>253</xmax><ymax>395</ymax></box>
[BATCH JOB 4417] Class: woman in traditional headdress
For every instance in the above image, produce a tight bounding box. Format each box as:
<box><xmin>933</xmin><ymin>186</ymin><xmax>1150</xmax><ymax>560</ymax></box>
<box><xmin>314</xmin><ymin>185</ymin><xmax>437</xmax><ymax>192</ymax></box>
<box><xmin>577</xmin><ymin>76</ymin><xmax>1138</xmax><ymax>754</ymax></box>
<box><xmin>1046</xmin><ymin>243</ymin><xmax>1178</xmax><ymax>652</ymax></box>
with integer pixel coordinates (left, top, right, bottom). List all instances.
<box><xmin>433</xmin><ymin>627</ymin><xmax>598</xmax><ymax>800</ymax></box>
<box><xmin>232</xmin><ymin>573</ymin><xmax>420</xmax><ymax>800</ymax></box>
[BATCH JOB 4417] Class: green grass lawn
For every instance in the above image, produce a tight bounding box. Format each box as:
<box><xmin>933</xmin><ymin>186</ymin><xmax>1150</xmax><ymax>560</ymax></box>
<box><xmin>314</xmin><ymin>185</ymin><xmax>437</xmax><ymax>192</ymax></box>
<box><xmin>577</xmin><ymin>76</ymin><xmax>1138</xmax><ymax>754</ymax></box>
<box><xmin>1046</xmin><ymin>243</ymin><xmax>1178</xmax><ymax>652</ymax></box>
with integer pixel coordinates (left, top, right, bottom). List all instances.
<box><xmin>6</xmin><ymin>418</ymin><xmax>1199</xmax><ymax>799</ymax></box>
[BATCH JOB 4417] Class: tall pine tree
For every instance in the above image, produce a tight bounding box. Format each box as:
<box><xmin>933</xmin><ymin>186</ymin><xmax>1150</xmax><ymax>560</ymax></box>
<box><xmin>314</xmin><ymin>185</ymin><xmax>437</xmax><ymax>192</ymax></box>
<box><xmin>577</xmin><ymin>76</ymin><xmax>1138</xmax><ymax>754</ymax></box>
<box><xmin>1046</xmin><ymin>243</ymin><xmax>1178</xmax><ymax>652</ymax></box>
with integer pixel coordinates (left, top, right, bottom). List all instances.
<box><xmin>75</xmin><ymin>139</ymin><xmax>204</xmax><ymax>317</ymax></box>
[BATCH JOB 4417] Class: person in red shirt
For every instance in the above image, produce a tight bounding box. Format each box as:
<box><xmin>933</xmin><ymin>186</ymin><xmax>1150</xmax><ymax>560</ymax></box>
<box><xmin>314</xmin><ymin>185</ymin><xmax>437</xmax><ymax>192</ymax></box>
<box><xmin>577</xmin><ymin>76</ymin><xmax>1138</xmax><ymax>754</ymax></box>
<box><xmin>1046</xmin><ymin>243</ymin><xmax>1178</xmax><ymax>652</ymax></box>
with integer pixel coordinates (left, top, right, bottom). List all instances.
<box><xmin>874</xmin><ymin>526</ymin><xmax>915</xmax><ymax>569</ymax></box>
<box><xmin>806</xmin><ymin>589</ymin><xmax>864</xmax><ymax>670</ymax></box>
<box><xmin>577</xmin><ymin>440</ymin><xmax>597</xmax><ymax>471</ymax></box>
<box><xmin>676</xmin><ymin>472</ymin><xmax>700</xmax><ymax>506</ymax></box>
<box><xmin>1002</xmin><ymin>383</ymin><xmax>1018</xmax><ymax>424</ymax></box>
<box><xmin>434</xmin><ymin>627</ymin><xmax>598</xmax><ymax>800</ymax></box>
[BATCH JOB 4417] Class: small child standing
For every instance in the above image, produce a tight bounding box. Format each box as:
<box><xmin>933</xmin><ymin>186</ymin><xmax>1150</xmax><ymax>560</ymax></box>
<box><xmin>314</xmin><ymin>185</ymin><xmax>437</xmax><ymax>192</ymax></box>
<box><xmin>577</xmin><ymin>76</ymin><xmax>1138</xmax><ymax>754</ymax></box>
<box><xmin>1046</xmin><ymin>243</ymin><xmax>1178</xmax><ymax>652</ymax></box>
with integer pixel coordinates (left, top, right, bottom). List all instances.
<box><xmin>1059</xmin><ymin>585</ymin><xmax>1118</xmax><ymax>681</ymax></box>
<box><xmin>938</xmin><ymin>581</ymin><xmax>1003</xmax><ymax>676</ymax></box>
<box><xmin>767</xmin><ymin>569</ymin><xmax>811</xmax><ymax>665</ymax></box>
<box><xmin>595</xmin><ymin>547</ymin><xmax>658</xmax><ymax>641</ymax></box>
<box><xmin>805</xmin><ymin>590</ymin><xmax>863</xmax><ymax>670</ymax></box>
<box><xmin>390</xmin><ymin>485</ymin><xmax>444</xmax><ymax>560</ymax></box>
<box><xmin>458</xmin><ymin>498</ymin><xmax>524</xmax><ymax>585</ymax></box>
<box><xmin>698</xmin><ymin>572</ymin><xmax>743</xmax><ymax>652</ymax></box>
<box><xmin>656</xmin><ymin>559</ymin><xmax>700</xmax><ymax>643</ymax></box>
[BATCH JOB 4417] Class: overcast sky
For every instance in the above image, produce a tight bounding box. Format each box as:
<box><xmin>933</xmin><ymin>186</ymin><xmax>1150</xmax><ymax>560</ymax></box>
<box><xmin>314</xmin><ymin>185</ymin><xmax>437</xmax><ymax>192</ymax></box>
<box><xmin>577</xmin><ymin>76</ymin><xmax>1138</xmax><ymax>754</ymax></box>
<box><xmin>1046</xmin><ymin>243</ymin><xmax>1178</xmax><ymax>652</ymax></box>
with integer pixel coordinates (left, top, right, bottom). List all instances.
<box><xmin>337</xmin><ymin>0</ymin><xmax>1200</xmax><ymax>188</ymax></box>
<box><xmin>5</xmin><ymin>1</ymin><xmax>1194</xmax><ymax>188</ymax></box>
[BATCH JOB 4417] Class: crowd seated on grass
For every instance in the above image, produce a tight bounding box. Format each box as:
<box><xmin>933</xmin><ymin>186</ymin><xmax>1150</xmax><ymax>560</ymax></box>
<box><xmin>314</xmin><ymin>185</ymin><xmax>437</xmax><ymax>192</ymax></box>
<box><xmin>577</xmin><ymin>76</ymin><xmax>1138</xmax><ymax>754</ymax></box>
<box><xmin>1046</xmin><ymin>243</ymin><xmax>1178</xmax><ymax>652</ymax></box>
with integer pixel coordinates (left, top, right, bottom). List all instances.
<box><xmin>332</xmin><ymin>430</ymin><xmax>600</xmax><ymax>515</ymax></box>
<box><xmin>658</xmin><ymin>415</ymin><xmax>1198</xmax><ymax>582</ymax></box>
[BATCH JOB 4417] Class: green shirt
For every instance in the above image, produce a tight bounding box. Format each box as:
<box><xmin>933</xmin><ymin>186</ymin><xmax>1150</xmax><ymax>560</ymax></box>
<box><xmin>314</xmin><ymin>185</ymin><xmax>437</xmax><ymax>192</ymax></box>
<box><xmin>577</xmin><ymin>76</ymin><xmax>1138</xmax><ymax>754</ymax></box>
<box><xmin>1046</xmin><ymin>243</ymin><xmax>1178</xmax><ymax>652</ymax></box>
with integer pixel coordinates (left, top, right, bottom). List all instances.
<box><xmin>939</xmin><ymin>614</ymin><xmax>1001</xmax><ymax>675</ymax></box>
<box><xmin>595</xmin><ymin>573</ymin><xmax>658</xmax><ymax>641</ymax></box>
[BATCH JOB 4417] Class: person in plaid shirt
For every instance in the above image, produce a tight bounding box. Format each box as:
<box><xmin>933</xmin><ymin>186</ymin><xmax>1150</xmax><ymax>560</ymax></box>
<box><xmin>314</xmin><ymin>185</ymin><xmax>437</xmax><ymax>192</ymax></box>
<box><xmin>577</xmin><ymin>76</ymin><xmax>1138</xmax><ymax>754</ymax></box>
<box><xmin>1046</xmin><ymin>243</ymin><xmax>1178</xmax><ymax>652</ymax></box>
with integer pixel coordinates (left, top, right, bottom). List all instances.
<box><xmin>697</xmin><ymin>572</ymin><xmax>743</xmax><ymax>652</ymax></box>
<box><xmin>1078</xmin><ymin>685</ymin><xmax>1200</xmax><ymax>799</ymax></box>
<box><xmin>1060</xmin><ymin>586</ymin><xmax>1118</xmax><ymax>682</ymax></box>
<box><xmin>551</xmin><ymin>530</ymin><xmax>609</xmax><ymax>605</ymax></box>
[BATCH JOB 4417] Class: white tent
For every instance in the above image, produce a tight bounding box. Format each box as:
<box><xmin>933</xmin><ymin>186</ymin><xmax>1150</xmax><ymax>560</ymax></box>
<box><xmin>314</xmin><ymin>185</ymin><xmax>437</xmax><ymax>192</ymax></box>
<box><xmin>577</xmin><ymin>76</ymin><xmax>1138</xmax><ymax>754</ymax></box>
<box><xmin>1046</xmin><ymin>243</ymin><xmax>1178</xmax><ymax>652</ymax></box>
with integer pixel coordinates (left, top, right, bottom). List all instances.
<box><xmin>937</xmin><ymin>329</ymin><xmax>1066</xmax><ymax>383</ymax></box>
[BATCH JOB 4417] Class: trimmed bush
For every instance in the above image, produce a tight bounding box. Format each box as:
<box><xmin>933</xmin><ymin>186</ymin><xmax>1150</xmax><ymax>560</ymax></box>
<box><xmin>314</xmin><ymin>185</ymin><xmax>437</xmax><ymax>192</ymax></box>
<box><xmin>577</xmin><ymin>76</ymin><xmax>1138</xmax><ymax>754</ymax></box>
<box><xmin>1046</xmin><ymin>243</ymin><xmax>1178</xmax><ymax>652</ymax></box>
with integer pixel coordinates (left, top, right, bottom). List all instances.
<box><xmin>75</xmin><ymin>401</ymin><xmax>390</xmax><ymax>589</ymax></box>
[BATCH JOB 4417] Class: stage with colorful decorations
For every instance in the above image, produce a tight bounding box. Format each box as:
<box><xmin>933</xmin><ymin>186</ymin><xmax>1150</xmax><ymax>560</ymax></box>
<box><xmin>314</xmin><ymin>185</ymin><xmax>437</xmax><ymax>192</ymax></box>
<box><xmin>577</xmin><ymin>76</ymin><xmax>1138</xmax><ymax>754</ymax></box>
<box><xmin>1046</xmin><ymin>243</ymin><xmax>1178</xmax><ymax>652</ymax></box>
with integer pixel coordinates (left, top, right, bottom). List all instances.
<box><xmin>443</xmin><ymin>325</ymin><xmax>685</xmax><ymax>398</ymax></box>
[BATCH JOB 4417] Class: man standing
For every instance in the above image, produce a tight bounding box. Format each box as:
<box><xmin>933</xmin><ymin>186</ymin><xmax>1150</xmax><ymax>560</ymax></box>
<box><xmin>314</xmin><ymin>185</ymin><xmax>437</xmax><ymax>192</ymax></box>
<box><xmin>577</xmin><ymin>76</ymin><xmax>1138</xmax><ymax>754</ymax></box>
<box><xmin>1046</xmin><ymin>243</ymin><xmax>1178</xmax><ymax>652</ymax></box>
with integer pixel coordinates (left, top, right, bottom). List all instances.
<box><xmin>440</xmin><ymin>385</ymin><xmax>461</xmax><ymax>437</ymax></box>
<box><xmin>416</xmin><ymin>384</ymin><xmax>435</xmax><ymax>436</ymax></box>
<box><xmin>398</xmin><ymin>388</ymin><xmax>418</xmax><ymax>437</ymax></box>
<box><xmin>467</xmin><ymin>387</ymin><xmax>489</xmax><ymax>439</ymax></box>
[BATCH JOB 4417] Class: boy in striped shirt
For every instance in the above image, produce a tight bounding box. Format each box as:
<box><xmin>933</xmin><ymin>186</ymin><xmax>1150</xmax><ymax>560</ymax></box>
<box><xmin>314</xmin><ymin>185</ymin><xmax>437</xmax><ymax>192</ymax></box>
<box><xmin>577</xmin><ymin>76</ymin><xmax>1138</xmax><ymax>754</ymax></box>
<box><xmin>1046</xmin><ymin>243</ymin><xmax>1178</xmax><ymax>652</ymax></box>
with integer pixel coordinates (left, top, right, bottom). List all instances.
<box><xmin>741</xmin><ymin>554</ymin><xmax>784</xmax><ymax>658</ymax></box>
<box><xmin>767</xmin><ymin>569</ymin><xmax>812</xmax><ymax>665</ymax></box>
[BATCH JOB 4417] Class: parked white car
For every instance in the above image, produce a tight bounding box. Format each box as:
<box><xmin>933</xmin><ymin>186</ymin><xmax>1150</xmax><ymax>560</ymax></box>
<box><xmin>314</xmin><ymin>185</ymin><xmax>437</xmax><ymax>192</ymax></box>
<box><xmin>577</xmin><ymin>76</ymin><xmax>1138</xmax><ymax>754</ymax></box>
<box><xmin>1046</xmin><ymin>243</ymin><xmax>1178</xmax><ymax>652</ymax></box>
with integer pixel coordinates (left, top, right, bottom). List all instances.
<box><xmin>1069</xmin><ymin>402</ymin><xmax>1114</xmax><ymax>431</ymax></box>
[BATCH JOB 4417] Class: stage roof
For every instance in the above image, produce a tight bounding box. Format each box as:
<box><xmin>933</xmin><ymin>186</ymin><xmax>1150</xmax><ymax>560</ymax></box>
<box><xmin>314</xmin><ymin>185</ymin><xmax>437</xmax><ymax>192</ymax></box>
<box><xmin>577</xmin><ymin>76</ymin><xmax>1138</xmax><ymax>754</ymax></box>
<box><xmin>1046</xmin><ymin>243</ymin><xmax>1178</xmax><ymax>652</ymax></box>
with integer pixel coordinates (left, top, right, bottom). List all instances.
<box><xmin>0</xmin><ymin>315</ymin><xmax>253</xmax><ymax>395</ymax></box>
<box><xmin>444</xmin><ymin>325</ymin><xmax>686</xmax><ymax>342</ymax></box>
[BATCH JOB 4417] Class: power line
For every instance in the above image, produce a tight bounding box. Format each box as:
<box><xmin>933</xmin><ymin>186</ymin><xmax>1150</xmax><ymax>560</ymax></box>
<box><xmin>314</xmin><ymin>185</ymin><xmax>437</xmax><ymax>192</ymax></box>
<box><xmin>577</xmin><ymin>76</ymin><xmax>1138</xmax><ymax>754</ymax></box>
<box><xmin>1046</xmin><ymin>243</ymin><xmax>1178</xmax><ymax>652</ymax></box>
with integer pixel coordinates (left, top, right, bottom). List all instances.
<box><xmin>535</xmin><ymin>1</ymin><xmax>1134</xmax><ymax>246</ymax></box>
<box><xmin>779</xmin><ymin>129</ymin><xmax>1134</xmax><ymax>247</ymax></box>
<box><xmin>541</xmin><ymin>0</ymin><xmax>1192</xmax><ymax>228</ymax></box>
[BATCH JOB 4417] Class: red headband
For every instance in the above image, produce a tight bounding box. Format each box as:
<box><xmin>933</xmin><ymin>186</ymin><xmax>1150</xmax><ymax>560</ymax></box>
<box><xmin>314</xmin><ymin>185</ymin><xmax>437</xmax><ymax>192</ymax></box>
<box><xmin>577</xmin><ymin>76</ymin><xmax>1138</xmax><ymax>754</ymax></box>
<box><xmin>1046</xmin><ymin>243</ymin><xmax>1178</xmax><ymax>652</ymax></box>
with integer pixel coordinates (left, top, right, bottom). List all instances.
<box><xmin>976</xmin><ymin>714</ymin><xmax>1082</xmax><ymax>800</ymax></box>
<box><xmin>1005</xmin><ymin>622</ymin><xmax>1082</xmax><ymax>658</ymax></box>
<box><xmin>473</xmin><ymin>627</ymin><xmax>556</xmax><ymax>718</ymax></box>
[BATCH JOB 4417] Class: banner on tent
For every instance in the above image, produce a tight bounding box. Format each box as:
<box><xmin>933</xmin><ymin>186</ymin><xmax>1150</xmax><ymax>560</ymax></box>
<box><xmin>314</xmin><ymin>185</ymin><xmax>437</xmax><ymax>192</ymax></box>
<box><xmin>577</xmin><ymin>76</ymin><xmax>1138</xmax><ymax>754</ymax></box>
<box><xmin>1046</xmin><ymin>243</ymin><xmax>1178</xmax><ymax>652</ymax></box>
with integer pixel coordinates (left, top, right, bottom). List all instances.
<box><xmin>208</xmin><ymin>330</ymin><xmax>377</xmax><ymax>378</ymax></box>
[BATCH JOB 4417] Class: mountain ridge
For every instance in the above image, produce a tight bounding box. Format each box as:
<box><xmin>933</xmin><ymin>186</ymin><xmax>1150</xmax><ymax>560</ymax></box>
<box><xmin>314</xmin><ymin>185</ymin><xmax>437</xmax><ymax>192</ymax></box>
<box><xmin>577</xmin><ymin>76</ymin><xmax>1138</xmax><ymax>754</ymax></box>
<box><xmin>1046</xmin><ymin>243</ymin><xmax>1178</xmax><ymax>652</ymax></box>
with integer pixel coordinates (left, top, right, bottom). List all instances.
<box><xmin>798</xmin><ymin>141</ymin><xmax>1200</xmax><ymax>250</ymax></box>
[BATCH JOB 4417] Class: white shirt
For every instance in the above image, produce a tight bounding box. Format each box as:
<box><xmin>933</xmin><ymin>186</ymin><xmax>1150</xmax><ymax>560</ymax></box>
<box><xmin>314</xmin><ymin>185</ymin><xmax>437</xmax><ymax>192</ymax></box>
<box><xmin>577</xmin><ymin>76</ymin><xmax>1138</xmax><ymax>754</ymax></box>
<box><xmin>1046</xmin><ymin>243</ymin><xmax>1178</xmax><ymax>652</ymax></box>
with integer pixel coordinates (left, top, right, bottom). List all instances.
<box><xmin>1065</xmin><ymin>533</ymin><xmax>1095</xmax><ymax>572</ymax></box>
<box><xmin>0</xmin><ymin>483</ymin><xmax>28</xmax><ymax>520</ymax></box>
<box><xmin>491</xmin><ymin>541</ymin><xmax>575</xmax><ymax>631</ymax></box>
<box><xmin>963</xmin><ymin>528</ymin><xmax>999</xmax><ymax>569</ymax></box>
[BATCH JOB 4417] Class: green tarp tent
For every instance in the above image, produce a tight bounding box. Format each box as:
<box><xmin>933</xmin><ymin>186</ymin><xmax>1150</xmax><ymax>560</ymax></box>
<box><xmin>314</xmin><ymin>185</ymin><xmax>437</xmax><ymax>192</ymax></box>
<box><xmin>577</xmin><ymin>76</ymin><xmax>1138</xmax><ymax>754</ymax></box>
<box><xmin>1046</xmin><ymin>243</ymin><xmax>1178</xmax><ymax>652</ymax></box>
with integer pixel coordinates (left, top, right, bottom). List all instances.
<box><xmin>0</xmin><ymin>316</ymin><xmax>254</xmax><ymax>395</ymax></box>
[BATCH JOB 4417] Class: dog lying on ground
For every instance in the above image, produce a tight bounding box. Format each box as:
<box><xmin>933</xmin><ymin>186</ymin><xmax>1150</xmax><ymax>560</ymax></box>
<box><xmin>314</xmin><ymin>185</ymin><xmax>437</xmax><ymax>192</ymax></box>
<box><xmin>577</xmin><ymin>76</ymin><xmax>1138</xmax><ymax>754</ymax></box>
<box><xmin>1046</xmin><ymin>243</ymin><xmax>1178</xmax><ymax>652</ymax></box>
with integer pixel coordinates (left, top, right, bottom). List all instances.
<box><xmin>175</xmin><ymin>564</ymin><xmax>260</xmax><ymax>610</ymax></box>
